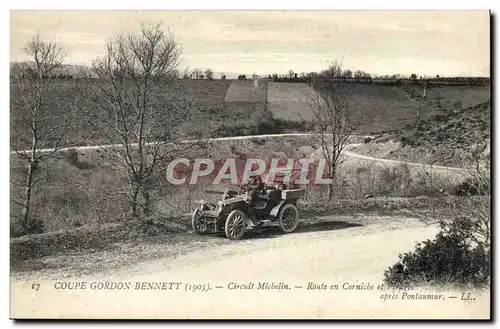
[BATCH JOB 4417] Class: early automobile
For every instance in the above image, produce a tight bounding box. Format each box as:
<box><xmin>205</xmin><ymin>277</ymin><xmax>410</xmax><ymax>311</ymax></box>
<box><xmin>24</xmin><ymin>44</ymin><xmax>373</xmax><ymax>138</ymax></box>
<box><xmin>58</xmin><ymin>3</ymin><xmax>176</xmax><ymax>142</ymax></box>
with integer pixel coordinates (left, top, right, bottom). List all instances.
<box><xmin>191</xmin><ymin>183</ymin><xmax>305</xmax><ymax>240</ymax></box>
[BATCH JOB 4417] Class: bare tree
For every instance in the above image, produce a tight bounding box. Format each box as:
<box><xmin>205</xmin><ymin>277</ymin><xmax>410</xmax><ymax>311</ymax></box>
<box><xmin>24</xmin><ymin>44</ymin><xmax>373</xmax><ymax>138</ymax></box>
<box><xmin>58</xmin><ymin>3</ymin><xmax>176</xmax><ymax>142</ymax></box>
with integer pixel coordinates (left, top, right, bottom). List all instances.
<box><xmin>401</xmin><ymin>80</ymin><xmax>431</xmax><ymax>126</ymax></box>
<box><xmin>192</xmin><ymin>68</ymin><xmax>202</xmax><ymax>80</ymax></box>
<box><xmin>87</xmin><ymin>23</ymin><xmax>195</xmax><ymax>218</ymax></box>
<box><xmin>342</xmin><ymin>69</ymin><xmax>353</xmax><ymax>79</ymax></box>
<box><xmin>451</xmin><ymin>151</ymin><xmax>490</xmax><ymax>250</ymax></box>
<box><xmin>10</xmin><ymin>33</ymin><xmax>75</xmax><ymax>233</ymax></box>
<box><xmin>204</xmin><ymin>69</ymin><xmax>213</xmax><ymax>80</ymax></box>
<box><xmin>169</xmin><ymin>68</ymin><xmax>180</xmax><ymax>79</ymax></box>
<box><xmin>181</xmin><ymin>67</ymin><xmax>191</xmax><ymax>79</ymax></box>
<box><xmin>308</xmin><ymin>62</ymin><xmax>360</xmax><ymax>200</ymax></box>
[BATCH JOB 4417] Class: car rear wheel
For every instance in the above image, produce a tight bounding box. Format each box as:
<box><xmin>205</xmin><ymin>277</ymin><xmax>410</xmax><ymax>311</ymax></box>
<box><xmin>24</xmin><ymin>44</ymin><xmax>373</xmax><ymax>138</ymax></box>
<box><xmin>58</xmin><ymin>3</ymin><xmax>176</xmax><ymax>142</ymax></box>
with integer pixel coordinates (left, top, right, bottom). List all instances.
<box><xmin>278</xmin><ymin>203</ymin><xmax>300</xmax><ymax>233</ymax></box>
<box><xmin>225</xmin><ymin>210</ymin><xmax>247</xmax><ymax>240</ymax></box>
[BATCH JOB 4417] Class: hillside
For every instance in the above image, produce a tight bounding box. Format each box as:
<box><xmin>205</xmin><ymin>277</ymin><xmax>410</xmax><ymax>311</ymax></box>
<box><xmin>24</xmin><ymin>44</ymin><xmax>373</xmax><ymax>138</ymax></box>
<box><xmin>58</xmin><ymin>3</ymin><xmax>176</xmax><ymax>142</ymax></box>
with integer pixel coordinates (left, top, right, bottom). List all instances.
<box><xmin>10</xmin><ymin>62</ymin><xmax>94</xmax><ymax>77</ymax></box>
<box><xmin>266</xmin><ymin>82</ymin><xmax>490</xmax><ymax>134</ymax></box>
<box><xmin>354</xmin><ymin>101</ymin><xmax>491</xmax><ymax>166</ymax></box>
<box><xmin>10</xmin><ymin>77</ymin><xmax>490</xmax><ymax>149</ymax></box>
<box><xmin>10</xmin><ymin>79</ymin><xmax>235</xmax><ymax>148</ymax></box>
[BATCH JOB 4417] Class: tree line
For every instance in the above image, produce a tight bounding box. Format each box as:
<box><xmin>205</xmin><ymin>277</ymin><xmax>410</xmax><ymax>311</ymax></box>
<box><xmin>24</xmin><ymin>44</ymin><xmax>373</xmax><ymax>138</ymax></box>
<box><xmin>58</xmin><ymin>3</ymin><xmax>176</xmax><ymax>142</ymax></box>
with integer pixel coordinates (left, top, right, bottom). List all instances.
<box><xmin>11</xmin><ymin>62</ymin><xmax>489</xmax><ymax>87</ymax></box>
<box><xmin>267</xmin><ymin>69</ymin><xmax>489</xmax><ymax>86</ymax></box>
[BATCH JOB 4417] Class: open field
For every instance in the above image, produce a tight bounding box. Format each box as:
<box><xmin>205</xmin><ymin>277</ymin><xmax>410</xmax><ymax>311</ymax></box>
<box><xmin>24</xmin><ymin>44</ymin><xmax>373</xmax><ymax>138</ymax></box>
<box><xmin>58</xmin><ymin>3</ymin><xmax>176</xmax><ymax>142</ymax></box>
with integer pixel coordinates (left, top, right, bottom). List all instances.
<box><xmin>11</xmin><ymin>79</ymin><xmax>490</xmax><ymax>150</ymax></box>
<box><xmin>224</xmin><ymin>79</ymin><xmax>268</xmax><ymax>102</ymax></box>
<box><xmin>266</xmin><ymin>82</ymin><xmax>490</xmax><ymax>134</ymax></box>
<box><xmin>266</xmin><ymin>82</ymin><xmax>316</xmax><ymax>121</ymax></box>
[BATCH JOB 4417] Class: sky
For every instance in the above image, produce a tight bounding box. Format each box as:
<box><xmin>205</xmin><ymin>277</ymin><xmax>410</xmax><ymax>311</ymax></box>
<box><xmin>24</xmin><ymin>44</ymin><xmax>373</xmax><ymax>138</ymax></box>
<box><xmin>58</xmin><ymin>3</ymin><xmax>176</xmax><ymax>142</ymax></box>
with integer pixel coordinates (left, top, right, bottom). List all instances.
<box><xmin>10</xmin><ymin>10</ymin><xmax>491</xmax><ymax>78</ymax></box>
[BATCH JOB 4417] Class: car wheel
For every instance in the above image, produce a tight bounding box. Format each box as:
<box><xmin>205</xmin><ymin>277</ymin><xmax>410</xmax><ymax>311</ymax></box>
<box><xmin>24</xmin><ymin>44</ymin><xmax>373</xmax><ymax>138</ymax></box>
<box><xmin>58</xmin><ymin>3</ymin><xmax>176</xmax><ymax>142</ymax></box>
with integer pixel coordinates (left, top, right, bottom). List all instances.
<box><xmin>192</xmin><ymin>208</ymin><xmax>209</xmax><ymax>235</ymax></box>
<box><xmin>225</xmin><ymin>210</ymin><xmax>247</xmax><ymax>240</ymax></box>
<box><xmin>278</xmin><ymin>203</ymin><xmax>300</xmax><ymax>233</ymax></box>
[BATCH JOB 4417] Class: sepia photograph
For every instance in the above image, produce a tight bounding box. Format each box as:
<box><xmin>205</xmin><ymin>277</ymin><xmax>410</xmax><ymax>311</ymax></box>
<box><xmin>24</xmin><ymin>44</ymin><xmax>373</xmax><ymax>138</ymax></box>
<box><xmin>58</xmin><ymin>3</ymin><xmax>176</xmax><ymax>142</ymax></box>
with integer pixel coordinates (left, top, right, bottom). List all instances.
<box><xmin>8</xmin><ymin>8</ymin><xmax>491</xmax><ymax>320</ymax></box>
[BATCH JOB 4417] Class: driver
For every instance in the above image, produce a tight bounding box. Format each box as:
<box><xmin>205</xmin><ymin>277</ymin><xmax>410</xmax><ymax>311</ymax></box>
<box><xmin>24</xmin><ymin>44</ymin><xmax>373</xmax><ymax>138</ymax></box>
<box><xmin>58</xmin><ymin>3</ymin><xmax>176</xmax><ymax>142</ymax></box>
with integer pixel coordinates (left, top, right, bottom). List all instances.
<box><xmin>248</xmin><ymin>175</ymin><xmax>265</xmax><ymax>192</ymax></box>
<box><xmin>247</xmin><ymin>175</ymin><xmax>266</xmax><ymax>227</ymax></box>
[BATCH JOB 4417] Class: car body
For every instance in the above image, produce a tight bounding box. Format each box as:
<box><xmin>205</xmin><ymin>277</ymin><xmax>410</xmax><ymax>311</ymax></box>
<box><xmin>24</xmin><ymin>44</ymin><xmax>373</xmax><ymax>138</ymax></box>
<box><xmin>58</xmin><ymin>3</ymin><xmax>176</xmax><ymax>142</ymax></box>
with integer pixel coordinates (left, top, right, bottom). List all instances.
<box><xmin>191</xmin><ymin>185</ymin><xmax>305</xmax><ymax>240</ymax></box>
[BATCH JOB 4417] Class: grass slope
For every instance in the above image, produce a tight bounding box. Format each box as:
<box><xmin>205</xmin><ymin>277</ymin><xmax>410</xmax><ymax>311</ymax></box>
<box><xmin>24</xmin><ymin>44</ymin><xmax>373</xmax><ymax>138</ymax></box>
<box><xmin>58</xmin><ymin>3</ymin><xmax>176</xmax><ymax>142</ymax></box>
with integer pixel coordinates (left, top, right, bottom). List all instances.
<box><xmin>224</xmin><ymin>79</ymin><xmax>268</xmax><ymax>102</ymax></box>
<box><xmin>356</xmin><ymin>101</ymin><xmax>491</xmax><ymax>166</ymax></box>
<box><xmin>267</xmin><ymin>82</ymin><xmax>490</xmax><ymax>134</ymax></box>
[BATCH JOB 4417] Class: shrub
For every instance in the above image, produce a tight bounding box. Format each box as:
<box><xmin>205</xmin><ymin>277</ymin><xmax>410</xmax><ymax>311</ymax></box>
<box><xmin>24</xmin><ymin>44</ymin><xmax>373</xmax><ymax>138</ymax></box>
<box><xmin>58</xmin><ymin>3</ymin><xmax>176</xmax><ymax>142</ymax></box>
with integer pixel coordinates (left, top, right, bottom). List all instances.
<box><xmin>435</xmin><ymin>131</ymin><xmax>449</xmax><ymax>142</ymax></box>
<box><xmin>383</xmin><ymin>219</ymin><xmax>490</xmax><ymax>289</ymax></box>
<box><xmin>375</xmin><ymin>164</ymin><xmax>412</xmax><ymax>197</ymax></box>
<box><xmin>25</xmin><ymin>216</ymin><xmax>44</xmax><ymax>235</ymax></box>
<box><xmin>432</xmin><ymin>114</ymin><xmax>446</xmax><ymax>122</ymax></box>
<box><xmin>10</xmin><ymin>214</ymin><xmax>45</xmax><ymax>237</ymax></box>
<box><xmin>454</xmin><ymin>178</ymin><xmax>489</xmax><ymax>196</ymax></box>
<box><xmin>214</xmin><ymin>123</ymin><xmax>246</xmax><ymax>137</ymax></box>
<box><xmin>63</xmin><ymin>149</ymin><xmax>79</xmax><ymax>166</ymax></box>
<box><xmin>400</xmin><ymin>133</ymin><xmax>417</xmax><ymax>146</ymax></box>
<box><xmin>10</xmin><ymin>220</ymin><xmax>23</xmax><ymax>238</ymax></box>
<box><xmin>335</xmin><ymin>162</ymin><xmax>454</xmax><ymax>200</ymax></box>
<box><xmin>62</xmin><ymin>149</ymin><xmax>93</xmax><ymax>170</ymax></box>
<box><xmin>248</xmin><ymin>119</ymin><xmax>279</xmax><ymax>135</ymax></box>
<box><xmin>385</xmin><ymin>153</ymin><xmax>490</xmax><ymax>289</ymax></box>
<box><xmin>212</xmin><ymin>112</ymin><xmax>312</xmax><ymax>137</ymax></box>
<box><xmin>251</xmin><ymin>138</ymin><xmax>267</xmax><ymax>146</ymax></box>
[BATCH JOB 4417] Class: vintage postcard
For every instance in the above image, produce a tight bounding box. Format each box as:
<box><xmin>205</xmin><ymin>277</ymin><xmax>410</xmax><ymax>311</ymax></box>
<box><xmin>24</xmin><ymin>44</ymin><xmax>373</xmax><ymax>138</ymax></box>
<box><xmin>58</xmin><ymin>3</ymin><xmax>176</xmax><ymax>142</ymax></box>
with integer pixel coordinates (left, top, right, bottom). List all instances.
<box><xmin>9</xmin><ymin>10</ymin><xmax>491</xmax><ymax>319</ymax></box>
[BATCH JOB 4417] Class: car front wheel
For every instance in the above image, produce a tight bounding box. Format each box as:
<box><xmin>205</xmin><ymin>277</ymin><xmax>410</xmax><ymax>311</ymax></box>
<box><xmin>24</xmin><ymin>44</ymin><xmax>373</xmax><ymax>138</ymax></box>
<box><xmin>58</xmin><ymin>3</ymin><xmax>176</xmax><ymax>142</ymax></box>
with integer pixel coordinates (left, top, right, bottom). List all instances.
<box><xmin>225</xmin><ymin>210</ymin><xmax>247</xmax><ymax>240</ymax></box>
<box><xmin>192</xmin><ymin>208</ymin><xmax>209</xmax><ymax>235</ymax></box>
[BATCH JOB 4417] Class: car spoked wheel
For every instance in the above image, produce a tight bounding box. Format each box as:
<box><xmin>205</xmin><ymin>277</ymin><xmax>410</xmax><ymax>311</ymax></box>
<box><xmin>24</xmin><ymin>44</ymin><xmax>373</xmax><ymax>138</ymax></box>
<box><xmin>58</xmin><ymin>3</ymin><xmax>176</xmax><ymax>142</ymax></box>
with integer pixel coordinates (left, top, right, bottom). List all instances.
<box><xmin>225</xmin><ymin>210</ymin><xmax>247</xmax><ymax>240</ymax></box>
<box><xmin>278</xmin><ymin>204</ymin><xmax>300</xmax><ymax>233</ymax></box>
<box><xmin>192</xmin><ymin>209</ymin><xmax>209</xmax><ymax>235</ymax></box>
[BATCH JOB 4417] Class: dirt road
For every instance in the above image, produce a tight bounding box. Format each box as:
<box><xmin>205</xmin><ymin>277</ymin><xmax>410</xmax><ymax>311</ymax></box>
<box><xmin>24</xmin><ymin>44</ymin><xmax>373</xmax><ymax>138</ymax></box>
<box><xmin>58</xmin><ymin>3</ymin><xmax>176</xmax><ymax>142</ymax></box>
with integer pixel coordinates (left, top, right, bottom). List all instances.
<box><xmin>11</xmin><ymin>133</ymin><xmax>464</xmax><ymax>175</ymax></box>
<box><xmin>10</xmin><ymin>213</ymin><xmax>489</xmax><ymax>319</ymax></box>
<box><xmin>343</xmin><ymin>144</ymin><xmax>463</xmax><ymax>172</ymax></box>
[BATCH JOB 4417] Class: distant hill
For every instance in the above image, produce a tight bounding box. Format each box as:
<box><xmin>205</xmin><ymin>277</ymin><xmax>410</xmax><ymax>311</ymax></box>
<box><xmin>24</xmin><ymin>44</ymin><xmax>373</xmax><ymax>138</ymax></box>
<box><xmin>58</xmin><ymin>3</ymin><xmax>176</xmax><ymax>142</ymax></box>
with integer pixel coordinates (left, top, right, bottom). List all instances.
<box><xmin>10</xmin><ymin>62</ymin><xmax>95</xmax><ymax>78</ymax></box>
